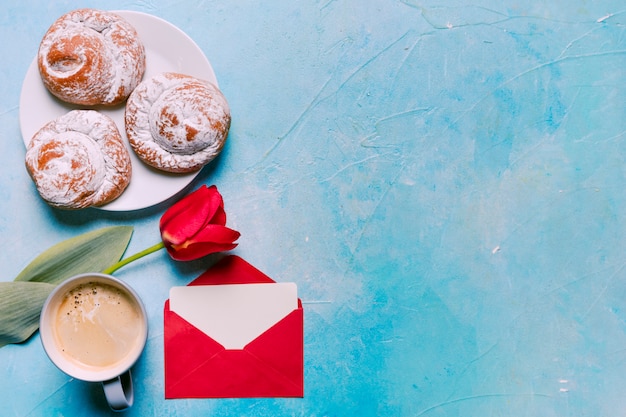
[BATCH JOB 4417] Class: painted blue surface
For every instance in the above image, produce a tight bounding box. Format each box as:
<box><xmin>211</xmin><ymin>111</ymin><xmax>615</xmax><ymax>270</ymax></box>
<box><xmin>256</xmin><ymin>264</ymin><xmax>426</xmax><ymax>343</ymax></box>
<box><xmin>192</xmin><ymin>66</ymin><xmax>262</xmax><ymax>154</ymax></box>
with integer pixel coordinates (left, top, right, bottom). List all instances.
<box><xmin>0</xmin><ymin>0</ymin><xmax>625</xmax><ymax>415</ymax></box>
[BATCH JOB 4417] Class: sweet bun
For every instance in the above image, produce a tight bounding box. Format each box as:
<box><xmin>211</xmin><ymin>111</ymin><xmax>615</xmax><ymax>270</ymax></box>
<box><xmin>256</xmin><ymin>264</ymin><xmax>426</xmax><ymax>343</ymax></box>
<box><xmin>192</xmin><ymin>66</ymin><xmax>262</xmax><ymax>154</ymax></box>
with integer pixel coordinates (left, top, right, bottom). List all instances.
<box><xmin>38</xmin><ymin>8</ymin><xmax>145</xmax><ymax>106</ymax></box>
<box><xmin>25</xmin><ymin>110</ymin><xmax>132</xmax><ymax>209</ymax></box>
<box><xmin>124</xmin><ymin>72</ymin><xmax>230</xmax><ymax>173</ymax></box>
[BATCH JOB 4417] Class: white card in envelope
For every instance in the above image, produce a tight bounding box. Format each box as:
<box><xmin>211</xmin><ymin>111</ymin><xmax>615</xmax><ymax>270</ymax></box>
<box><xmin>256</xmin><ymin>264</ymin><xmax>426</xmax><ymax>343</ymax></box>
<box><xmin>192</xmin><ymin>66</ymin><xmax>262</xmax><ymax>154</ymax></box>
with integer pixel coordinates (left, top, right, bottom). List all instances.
<box><xmin>169</xmin><ymin>283</ymin><xmax>298</xmax><ymax>349</ymax></box>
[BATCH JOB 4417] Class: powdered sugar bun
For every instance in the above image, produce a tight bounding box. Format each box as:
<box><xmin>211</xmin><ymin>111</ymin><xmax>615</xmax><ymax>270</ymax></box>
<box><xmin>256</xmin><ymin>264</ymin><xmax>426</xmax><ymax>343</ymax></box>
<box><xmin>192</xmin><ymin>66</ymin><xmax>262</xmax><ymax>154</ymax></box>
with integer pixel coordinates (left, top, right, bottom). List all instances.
<box><xmin>124</xmin><ymin>72</ymin><xmax>230</xmax><ymax>173</ymax></box>
<box><xmin>38</xmin><ymin>8</ymin><xmax>145</xmax><ymax>106</ymax></box>
<box><xmin>25</xmin><ymin>110</ymin><xmax>132</xmax><ymax>209</ymax></box>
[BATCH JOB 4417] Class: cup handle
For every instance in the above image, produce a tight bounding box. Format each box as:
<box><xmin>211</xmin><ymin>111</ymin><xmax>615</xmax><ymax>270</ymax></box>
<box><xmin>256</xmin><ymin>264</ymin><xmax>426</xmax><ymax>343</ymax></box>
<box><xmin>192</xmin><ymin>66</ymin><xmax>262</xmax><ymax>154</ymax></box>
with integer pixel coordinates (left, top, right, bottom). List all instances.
<box><xmin>102</xmin><ymin>370</ymin><xmax>134</xmax><ymax>412</ymax></box>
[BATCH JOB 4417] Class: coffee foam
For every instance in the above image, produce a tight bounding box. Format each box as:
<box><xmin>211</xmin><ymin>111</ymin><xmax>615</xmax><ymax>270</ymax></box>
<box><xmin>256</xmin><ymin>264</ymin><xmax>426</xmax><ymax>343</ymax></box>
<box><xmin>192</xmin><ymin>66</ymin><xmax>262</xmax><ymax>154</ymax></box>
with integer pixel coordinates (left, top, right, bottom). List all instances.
<box><xmin>53</xmin><ymin>281</ymin><xmax>143</xmax><ymax>369</ymax></box>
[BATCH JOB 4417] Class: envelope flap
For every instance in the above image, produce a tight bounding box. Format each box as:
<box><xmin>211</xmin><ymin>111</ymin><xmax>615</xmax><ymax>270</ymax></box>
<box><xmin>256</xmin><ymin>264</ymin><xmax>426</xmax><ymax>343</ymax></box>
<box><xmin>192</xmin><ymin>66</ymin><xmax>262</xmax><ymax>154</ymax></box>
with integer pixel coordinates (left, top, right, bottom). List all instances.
<box><xmin>164</xmin><ymin>300</ymin><xmax>225</xmax><ymax>384</ymax></box>
<box><xmin>189</xmin><ymin>255</ymin><xmax>275</xmax><ymax>286</ymax></box>
<box><xmin>246</xmin><ymin>307</ymin><xmax>304</xmax><ymax>391</ymax></box>
<box><xmin>169</xmin><ymin>283</ymin><xmax>298</xmax><ymax>349</ymax></box>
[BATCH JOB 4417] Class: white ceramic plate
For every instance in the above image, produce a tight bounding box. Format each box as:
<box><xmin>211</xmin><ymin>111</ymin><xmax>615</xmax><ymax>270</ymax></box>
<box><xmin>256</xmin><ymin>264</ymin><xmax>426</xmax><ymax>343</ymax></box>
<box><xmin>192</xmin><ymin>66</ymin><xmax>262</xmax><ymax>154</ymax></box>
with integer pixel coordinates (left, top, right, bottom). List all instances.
<box><xmin>19</xmin><ymin>10</ymin><xmax>218</xmax><ymax>211</ymax></box>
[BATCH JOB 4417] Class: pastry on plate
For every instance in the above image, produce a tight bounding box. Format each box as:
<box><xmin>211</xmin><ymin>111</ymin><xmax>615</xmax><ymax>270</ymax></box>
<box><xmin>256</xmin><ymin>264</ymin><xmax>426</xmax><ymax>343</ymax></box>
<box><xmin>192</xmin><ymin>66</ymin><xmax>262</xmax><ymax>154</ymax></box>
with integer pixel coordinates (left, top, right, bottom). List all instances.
<box><xmin>38</xmin><ymin>8</ymin><xmax>145</xmax><ymax>106</ymax></box>
<box><xmin>124</xmin><ymin>72</ymin><xmax>231</xmax><ymax>173</ymax></box>
<box><xmin>25</xmin><ymin>110</ymin><xmax>132</xmax><ymax>209</ymax></box>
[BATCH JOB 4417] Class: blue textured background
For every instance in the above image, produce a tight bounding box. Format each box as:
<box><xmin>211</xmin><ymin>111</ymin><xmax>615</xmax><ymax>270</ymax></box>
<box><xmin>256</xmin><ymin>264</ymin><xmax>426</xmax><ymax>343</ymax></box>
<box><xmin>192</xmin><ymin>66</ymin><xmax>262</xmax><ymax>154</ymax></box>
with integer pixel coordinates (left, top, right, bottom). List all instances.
<box><xmin>1</xmin><ymin>1</ymin><xmax>625</xmax><ymax>416</ymax></box>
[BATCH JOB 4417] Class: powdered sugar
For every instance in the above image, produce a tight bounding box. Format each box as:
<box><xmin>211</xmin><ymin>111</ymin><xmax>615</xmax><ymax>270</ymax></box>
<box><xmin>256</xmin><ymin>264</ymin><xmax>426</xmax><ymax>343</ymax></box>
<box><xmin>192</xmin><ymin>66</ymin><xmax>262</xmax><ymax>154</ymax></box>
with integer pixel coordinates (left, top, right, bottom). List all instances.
<box><xmin>25</xmin><ymin>110</ymin><xmax>131</xmax><ymax>209</ymax></box>
<box><xmin>125</xmin><ymin>72</ymin><xmax>230</xmax><ymax>173</ymax></box>
<box><xmin>38</xmin><ymin>9</ymin><xmax>145</xmax><ymax>106</ymax></box>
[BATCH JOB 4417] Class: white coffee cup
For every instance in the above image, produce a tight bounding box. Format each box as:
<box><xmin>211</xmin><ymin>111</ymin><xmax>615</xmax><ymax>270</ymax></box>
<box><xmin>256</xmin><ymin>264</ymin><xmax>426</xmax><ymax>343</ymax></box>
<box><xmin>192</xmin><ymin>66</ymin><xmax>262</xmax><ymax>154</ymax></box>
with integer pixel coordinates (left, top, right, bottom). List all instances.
<box><xmin>40</xmin><ymin>273</ymin><xmax>148</xmax><ymax>411</ymax></box>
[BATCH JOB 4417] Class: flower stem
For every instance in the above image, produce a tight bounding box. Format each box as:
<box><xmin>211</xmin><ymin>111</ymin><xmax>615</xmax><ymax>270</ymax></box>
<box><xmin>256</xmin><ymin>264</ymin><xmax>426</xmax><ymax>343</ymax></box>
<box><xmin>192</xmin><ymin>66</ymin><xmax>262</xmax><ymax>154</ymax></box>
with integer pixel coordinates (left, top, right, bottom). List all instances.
<box><xmin>102</xmin><ymin>241</ymin><xmax>166</xmax><ymax>275</ymax></box>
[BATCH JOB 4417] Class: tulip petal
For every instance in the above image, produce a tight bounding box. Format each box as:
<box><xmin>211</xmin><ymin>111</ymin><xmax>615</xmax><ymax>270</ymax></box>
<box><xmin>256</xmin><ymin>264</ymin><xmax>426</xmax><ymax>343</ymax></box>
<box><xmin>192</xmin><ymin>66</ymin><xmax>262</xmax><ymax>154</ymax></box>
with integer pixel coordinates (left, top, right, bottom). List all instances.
<box><xmin>160</xmin><ymin>185</ymin><xmax>224</xmax><ymax>245</ymax></box>
<box><xmin>160</xmin><ymin>186</ymin><xmax>209</xmax><ymax>231</ymax></box>
<box><xmin>166</xmin><ymin>224</ymin><xmax>240</xmax><ymax>261</ymax></box>
<box><xmin>166</xmin><ymin>242</ymin><xmax>239</xmax><ymax>261</ymax></box>
<box><xmin>210</xmin><ymin>203</ymin><xmax>227</xmax><ymax>226</ymax></box>
<box><xmin>189</xmin><ymin>224</ymin><xmax>241</xmax><ymax>244</ymax></box>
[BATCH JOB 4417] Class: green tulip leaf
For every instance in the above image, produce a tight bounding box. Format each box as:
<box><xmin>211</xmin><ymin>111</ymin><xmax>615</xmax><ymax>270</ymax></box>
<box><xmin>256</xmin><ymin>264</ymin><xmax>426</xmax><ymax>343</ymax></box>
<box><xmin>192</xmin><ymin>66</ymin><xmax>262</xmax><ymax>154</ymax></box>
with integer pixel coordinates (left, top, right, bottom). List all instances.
<box><xmin>0</xmin><ymin>281</ymin><xmax>56</xmax><ymax>347</ymax></box>
<box><xmin>14</xmin><ymin>226</ymin><xmax>134</xmax><ymax>285</ymax></box>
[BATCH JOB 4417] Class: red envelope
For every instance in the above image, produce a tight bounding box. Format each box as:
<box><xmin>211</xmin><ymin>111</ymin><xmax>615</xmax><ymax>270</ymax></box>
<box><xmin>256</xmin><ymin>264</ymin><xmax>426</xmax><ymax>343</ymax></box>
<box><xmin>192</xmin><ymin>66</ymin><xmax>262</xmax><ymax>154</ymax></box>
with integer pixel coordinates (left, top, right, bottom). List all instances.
<box><xmin>164</xmin><ymin>255</ymin><xmax>304</xmax><ymax>398</ymax></box>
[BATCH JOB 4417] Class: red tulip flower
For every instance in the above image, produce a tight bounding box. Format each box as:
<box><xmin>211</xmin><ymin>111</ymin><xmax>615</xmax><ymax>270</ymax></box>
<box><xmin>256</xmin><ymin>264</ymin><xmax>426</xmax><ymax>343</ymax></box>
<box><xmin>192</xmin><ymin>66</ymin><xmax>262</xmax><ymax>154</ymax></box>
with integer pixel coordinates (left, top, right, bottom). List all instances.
<box><xmin>102</xmin><ymin>185</ymin><xmax>240</xmax><ymax>274</ymax></box>
<box><xmin>159</xmin><ymin>185</ymin><xmax>240</xmax><ymax>261</ymax></box>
